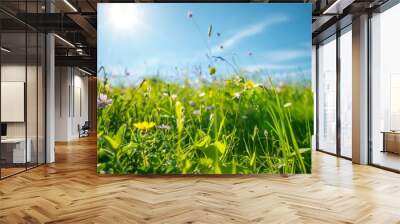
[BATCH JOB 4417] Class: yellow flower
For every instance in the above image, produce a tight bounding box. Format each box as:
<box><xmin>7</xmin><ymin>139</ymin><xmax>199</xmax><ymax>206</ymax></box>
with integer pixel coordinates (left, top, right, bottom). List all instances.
<box><xmin>134</xmin><ymin>121</ymin><xmax>156</xmax><ymax>130</ymax></box>
<box><xmin>224</xmin><ymin>80</ymin><xmax>233</xmax><ymax>86</ymax></box>
<box><xmin>208</xmin><ymin>66</ymin><xmax>216</xmax><ymax>75</ymax></box>
<box><xmin>244</xmin><ymin>80</ymin><xmax>255</xmax><ymax>90</ymax></box>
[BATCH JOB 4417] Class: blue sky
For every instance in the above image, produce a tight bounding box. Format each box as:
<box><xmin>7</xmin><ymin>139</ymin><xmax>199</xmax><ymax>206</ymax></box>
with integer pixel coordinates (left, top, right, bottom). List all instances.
<box><xmin>98</xmin><ymin>3</ymin><xmax>311</xmax><ymax>86</ymax></box>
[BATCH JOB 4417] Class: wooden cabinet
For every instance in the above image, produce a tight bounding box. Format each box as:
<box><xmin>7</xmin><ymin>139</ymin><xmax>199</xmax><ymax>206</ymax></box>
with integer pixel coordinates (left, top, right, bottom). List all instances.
<box><xmin>382</xmin><ymin>132</ymin><xmax>400</xmax><ymax>154</ymax></box>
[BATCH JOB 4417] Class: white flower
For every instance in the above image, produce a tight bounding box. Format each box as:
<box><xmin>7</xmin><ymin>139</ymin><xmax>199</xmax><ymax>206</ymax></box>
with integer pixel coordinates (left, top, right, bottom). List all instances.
<box><xmin>163</xmin><ymin>92</ymin><xmax>168</xmax><ymax>97</ymax></box>
<box><xmin>171</xmin><ymin>94</ymin><xmax>177</xmax><ymax>100</ymax></box>
<box><xmin>199</xmin><ymin>92</ymin><xmax>205</xmax><ymax>97</ymax></box>
<box><xmin>233</xmin><ymin>92</ymin><xmax>241</xmax><ymax>99</ymax></box>
<box><xmin>157</xmin><ymin>124</ymin><xmax>171</xmax><ymax>130</ymax></box>
<box><xmin>192</xmin><ymin>110</ymin><xmax>200</xmax><ymax>115</ymax></box>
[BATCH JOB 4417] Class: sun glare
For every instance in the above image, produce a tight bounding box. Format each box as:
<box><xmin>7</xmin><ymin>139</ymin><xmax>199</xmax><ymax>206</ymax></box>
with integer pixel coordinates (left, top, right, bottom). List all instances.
<box><xmin>107</xmin><ymin>4</ymin><xmax>143</xmax><ymax>32</ymax></box>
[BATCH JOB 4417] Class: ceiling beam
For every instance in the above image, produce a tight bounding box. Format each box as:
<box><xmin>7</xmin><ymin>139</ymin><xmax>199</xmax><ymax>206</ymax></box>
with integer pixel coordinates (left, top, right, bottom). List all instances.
<box><xmin>67</xmin><ymin>13</ymin><xmax>97</xmax><ymax>46</ymax></box>
<box><xmin>55</xmin><ymin>55</ymin><xmax>96</xmax><ymax>71</ymax></box>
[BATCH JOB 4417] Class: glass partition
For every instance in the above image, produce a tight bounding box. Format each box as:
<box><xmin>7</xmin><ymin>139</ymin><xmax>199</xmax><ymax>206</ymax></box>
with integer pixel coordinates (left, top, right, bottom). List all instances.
<box><xmin>370</xmin><ymin>3</ymin><xmax>400</xmax><ymax>171</ymax></box>
<box><xmin>27</xmin><ymin>30</ymin><xmax>38</xmax><ymax>169</ymax></box>
<box><xmin>38</xmin><ymin>32</ymin><xmax>45</xmax><ymax>165</ymax></box>
<box><xmin>317</xmin><ymin>35</ymin><xmax>337</xmax><ymax>154</ymax></box>
<box><xmin>0</xmin><ymin>31</ymin><xmax>28</xmax><ymax>177</ymax></box>
<box><xmin>0</xmin><ymin>1</ymin><xmax>46</xmax><ymax>179</ymax></box>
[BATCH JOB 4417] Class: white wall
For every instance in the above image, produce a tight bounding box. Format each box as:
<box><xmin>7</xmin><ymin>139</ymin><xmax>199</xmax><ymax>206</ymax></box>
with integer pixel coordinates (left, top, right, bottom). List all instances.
<box><xmin>55</xmin><ymin>67</ymin><xmax>69</xmax><ymax>141</ymax></box>
<box><xmin>55</xmin><ymin>67</ymin><xmax>89</xmax><ymax>141</ymax></box>
<box><xmin>0</xmin><ymin>65</ymin><xmax>42</xmax><ymax>136</ymax></box>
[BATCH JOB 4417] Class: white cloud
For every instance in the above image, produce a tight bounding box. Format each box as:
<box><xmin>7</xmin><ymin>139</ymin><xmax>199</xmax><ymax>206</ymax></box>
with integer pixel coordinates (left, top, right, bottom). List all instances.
<box><xmin>211</xmin><ymin>15</ymin><xmax>289</xmax><ymax>53</ymax></box>
<box><xmin>263</xmin><ymin>49</ymin><xmax>310</xmax><ymax>62</ymax></box>
<box><xmin>143</xmin><ymin>57</ymin><xmax>161</xmax><ymax>66</ymax></box>
<box><xmin>243</xmin><ymin>63</ymin><xmax>299</xmax><ymax>72</ymax></box>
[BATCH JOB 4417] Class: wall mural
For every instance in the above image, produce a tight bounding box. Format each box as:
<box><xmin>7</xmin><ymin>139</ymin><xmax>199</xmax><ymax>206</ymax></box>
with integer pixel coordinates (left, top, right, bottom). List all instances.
<box><xmin>97</xmin><ymin>3</ymin><xmax>313</xmax><ymax>174</ymax></box>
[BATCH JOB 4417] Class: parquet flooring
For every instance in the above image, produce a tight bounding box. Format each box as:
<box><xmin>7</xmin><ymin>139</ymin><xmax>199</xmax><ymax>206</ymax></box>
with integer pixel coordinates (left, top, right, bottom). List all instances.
<box><xmin>1</xmin><ymin>136</ymin><xmax>400</xmax><ymax>223</ymax></box>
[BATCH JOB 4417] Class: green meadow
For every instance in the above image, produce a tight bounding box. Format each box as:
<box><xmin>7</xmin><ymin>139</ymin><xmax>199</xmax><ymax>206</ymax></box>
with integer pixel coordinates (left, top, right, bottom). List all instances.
<box><xmin>97</xmin><ymin>75</ymin><xmax>313</xmax><ymax>174</ymax></box>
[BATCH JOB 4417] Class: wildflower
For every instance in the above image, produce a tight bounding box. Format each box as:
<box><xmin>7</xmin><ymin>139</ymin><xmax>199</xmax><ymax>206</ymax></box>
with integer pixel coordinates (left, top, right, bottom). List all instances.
<box><xmin>134</xmin><ymin>121</ymin><xmax>156</xmax><ymax>130</ymax></box>
<box><xmin>264</xmin><ymin>130</ymin><xmax>269</xmax><ymax>137</ymax></box>
<box><xmin>208</xmin><ymin>24</ymin><xmax>213</xmax><ymax>38</ymax></box>
<box><xmin>187</xmin><ymin>10</ymin><xmax>193</xmax><ymax>18</ymax></box>
<box><xmin>163</xmin><ymin>92</ymin><xmax>169</xmax><ymax>97</ymax></box>
<box><xmin>97</xmin><ymin>93</ymin><xmax>112</xmax><ymax>109</ymax></box>
<box><xmin>233</xmin><ymin>92</ymin><xmax>241</xmax><ymax>99</ymax></box>
<box><xmin>171</xmin><ymin>94</ymin><xmax>177</xmax><ymax>100</ymax></box>
<box><xmin>199</xmin><ymin>92</ymin><xmax>205</xmax><ymax>97</ymax></box>
<box><xmin>124</xmin><ymin>68</ymin><xmax>130</xmax><ymax>76</ymax></box>
<box><xmin>244</xmin><ymin>80</ymin><xmax>256</xmax><ymax>90</ymax></box>
<box><xmin>193</xmin><ymin>110</ymin><xmax>201</xmax><ymax>115</ymax></box>
<box><xmin>208</xmin><ymin>66</ymin><xmax>216</xmax><ymax>75</ymax></box>
<box><xmin>157</xmin><ymin>124</ymin><xmax>171</xmax><ymax>130</ymax></box>
<box><xmin>284</xmin><ymin>102</ymin><xmax>292</xmax><ymax>108</ymax></box>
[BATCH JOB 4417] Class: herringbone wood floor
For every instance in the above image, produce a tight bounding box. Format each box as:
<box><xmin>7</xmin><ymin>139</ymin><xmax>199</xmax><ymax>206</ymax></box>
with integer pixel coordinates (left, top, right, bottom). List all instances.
<box><xmin>1</xmin><ymin>136</ymin><xmax>400</xmax><ymax>224</ymax></box>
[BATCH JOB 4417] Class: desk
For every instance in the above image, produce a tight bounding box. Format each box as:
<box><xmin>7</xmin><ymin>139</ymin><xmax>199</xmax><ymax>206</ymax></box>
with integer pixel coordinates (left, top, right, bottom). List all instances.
<box><xmin>1</xmin><ymin>138</ymin><xmax>31</xmax><ymax>163</ymax></box>
<box><xmin>382</xmin><ymin>131</ymin><xmax>400</xmax><ymax>154</ymax></box>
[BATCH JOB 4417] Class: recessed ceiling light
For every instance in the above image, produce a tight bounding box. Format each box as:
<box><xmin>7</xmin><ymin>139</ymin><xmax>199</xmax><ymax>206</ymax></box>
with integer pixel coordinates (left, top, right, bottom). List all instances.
<box><xmin>63</xmin><ymin>0</ymin><xmax>78</xmax><ymax>12</ymax></box>
<box><xmin>322</xmin><ymin>0</ymin><xmax>348</xmax><ymax>15</ymax></box>
<box><xmin>54</xmin><ymin>34</ymin><xmax>75</xmax><ymax>48</ymax></box>
<box><xmin>78</xmin><ymin>67</ymin><xmax>93</xmax><ymax>76</ymax></box>
<box><xmin>1</xmin><ymin>47</ymin><xmax>11</xmax><ymax>53</ymax></box>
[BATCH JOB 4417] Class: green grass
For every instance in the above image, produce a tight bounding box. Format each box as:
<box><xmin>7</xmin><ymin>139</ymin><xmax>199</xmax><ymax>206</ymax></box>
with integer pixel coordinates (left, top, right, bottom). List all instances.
<box><xmin>97</xmin><ymin>75</ymin><xmax>313</xmax><ymax>174</ymax></box>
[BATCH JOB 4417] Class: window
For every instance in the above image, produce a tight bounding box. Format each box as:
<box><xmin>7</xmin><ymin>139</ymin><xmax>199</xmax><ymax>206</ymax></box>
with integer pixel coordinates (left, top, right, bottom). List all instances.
<box><xmin>370</xmin><ymin>3</ymin><xmax>400</xmax><ymax>171</ymax></box>
<box><xmin>339</xmin><ymin>27</ymin><xmax>352</xmax><ymax>158</ymax></box>
<box><xmin>317</xmin><ymin>35</ymin><xmax>337</xmax><ymax>154</ymax></box>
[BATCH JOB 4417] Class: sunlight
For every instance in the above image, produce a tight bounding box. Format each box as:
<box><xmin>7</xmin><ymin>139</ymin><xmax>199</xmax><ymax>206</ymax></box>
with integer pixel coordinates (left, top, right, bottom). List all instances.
<box><xmin>107</xmin><ymin>4</ymin><xmax>144</xmax><ymax>32</ymax></box>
